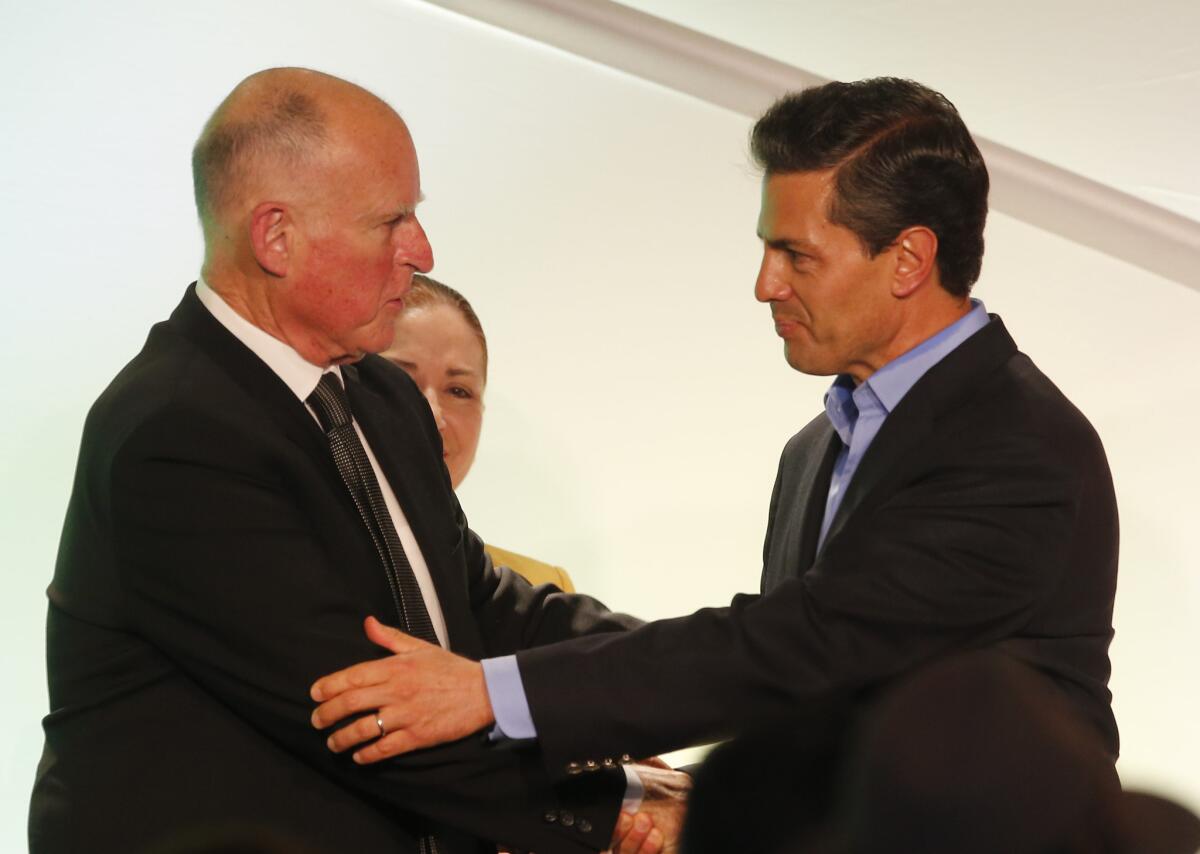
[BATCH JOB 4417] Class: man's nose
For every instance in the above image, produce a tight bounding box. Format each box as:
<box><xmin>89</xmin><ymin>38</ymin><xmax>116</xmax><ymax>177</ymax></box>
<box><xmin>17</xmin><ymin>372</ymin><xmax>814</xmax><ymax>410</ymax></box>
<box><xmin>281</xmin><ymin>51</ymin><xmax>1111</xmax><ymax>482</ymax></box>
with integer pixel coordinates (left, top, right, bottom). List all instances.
<box><xmin>755</xmin><ymin>254</ymin><xmax>788</xmax><ymax>303</ymax></box>
<box><xmin>399</xmin><ymin>217</ymin><xmax>434</xmax><ymax>274</ymax></box>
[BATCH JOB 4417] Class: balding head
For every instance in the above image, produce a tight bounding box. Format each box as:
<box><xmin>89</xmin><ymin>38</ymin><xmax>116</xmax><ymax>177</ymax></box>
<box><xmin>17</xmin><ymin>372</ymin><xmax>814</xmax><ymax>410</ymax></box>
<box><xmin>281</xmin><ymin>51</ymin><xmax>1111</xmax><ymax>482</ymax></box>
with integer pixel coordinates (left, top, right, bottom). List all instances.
<box><xmin>191</xmin><ymin>68</ymin><xmax>434</xmax><ymax>367</ymax></box>
<box><xmin>192</xmin><ymin>67</ymin><xmax>395</xmax><ymax>237</ymax></box>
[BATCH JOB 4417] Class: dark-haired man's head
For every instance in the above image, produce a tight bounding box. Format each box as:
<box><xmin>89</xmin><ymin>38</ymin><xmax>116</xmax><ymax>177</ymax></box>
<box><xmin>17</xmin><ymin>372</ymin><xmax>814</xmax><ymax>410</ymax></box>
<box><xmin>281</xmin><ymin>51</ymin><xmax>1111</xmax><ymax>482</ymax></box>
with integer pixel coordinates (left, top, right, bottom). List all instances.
<box><xmin>751</xmin><ymin>78</ymin><xmax>989</xmax><ymax>381</ymax></box>
<box><xmin>752</xmin><ymin>78</ymin><xmax>988</xmax><ymax>298</ymax></box>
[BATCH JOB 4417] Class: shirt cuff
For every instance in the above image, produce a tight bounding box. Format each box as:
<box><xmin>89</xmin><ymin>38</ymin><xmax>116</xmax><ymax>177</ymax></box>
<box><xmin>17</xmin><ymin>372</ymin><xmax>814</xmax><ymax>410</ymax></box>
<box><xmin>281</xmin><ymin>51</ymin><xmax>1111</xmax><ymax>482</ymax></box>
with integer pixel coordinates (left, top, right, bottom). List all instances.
<box><xmin>480</xmin><ymin>655</ymin><xmax>538</xmax><ymax>741</ymax></box>
<box><xmin>622</xmin><ymin>764</ymin><xmax>645</xmax><ymax>813</ymax></box>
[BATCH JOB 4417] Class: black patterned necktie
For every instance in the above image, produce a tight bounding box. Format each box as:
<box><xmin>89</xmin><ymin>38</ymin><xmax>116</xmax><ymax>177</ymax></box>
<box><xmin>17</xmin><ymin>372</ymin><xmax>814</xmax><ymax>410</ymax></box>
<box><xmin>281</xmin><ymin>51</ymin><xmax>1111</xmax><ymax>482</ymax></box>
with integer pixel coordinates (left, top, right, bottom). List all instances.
<box><xmin>307</xmin><ymin>372</ymin><xmax>440</xmax><ymax>645</ymax></box>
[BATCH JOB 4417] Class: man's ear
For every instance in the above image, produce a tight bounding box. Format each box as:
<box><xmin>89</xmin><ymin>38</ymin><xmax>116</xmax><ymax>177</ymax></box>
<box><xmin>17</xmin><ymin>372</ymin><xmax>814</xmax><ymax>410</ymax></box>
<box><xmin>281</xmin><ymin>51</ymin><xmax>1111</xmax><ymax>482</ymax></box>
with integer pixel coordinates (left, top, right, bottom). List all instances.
<box><xmin>891</xmin><ymin>226</ymin><xmax>938</xmax><ymax>299</ymax></box>
<box><xmin>249</xmin><ymin>202</ymin><xmax>292</xmax><ymax>277</ymax></box>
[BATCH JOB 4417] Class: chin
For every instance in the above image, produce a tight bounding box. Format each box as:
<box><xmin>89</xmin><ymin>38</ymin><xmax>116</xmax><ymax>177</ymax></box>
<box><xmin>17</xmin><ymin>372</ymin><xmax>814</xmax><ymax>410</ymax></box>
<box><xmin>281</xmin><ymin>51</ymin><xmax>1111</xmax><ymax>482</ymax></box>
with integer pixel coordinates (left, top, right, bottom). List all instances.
<box><xmin>784</xmin><ymin>348</ymin><xmax>835</xmax><ymax>378</ymax></box>
<box><xmin>362</xmin><ymin>328</ymin><xmax>398</xmax><ymax>355</ymax></box>
<box><xmin>783</xmin><ymin>344</ymin><xmax>813</xmax><ymax>373</ymax></box>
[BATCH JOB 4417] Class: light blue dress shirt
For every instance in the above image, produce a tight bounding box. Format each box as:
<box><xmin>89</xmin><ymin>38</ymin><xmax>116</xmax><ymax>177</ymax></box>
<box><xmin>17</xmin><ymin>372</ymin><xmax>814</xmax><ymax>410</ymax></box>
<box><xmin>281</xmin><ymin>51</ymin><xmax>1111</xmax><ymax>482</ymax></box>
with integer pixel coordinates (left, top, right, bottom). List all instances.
<box><xmin>480</xmin><ymin>299</ymin><xmax>990</xmax><ymax>804</ymax></box>
<box><xmin>818</xmin><ymin>300</ymin><xmax>990</xmax><ymax>551</ymax></box>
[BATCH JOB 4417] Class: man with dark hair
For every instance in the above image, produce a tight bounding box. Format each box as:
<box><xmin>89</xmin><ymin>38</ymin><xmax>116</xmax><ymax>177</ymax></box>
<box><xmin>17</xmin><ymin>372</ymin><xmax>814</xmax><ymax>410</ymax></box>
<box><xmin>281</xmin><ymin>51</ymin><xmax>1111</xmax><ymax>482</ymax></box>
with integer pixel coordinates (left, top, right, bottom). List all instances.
<box><xmin>30</xmin><ymin>67</ymin><xmax>687</xmax><ymax>854</ymax></box>
<box><xmin>312</xmin><ymin>76</ymin><xmax>1120</xmax><ymax>848</ymax></box>
<box><xmin>750</xmin><ymin>77</ymin><xmax>988</xmax><ymax>298</ymax></box>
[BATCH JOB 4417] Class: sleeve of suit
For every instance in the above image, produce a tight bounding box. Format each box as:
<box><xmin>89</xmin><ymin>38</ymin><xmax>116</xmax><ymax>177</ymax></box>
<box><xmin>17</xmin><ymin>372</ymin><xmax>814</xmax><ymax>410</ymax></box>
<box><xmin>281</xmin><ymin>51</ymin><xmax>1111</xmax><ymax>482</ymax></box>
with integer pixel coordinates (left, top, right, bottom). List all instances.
<box><xmin>464</xmin><ymin>532</ymin><xmax>642</xmax><ymax>656</ymax></box>
<box><xmin>513</xmin><ymin>411</ymin><xmax>1115</xmax><ymax>776</ymax></box>
<box><xmin>107</xmin><ymin>403</ymin><xmax>624</xmax><ymax>853</ymax></box>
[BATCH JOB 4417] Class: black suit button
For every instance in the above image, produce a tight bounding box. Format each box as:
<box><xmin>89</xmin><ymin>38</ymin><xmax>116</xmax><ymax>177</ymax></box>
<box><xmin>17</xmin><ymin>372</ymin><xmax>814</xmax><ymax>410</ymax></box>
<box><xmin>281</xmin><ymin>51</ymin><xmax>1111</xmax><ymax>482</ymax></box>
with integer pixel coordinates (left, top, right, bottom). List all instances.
<box><xmin>544</xmin><ymin>811</ymin><xmax>558</xmax><ymax>823</ymax></box>
<box><xmin>584</xmin><ymin>759</ymin><xmax>598</xmax><ymax>771</ymax></box>
<box><xmin>578</xmin><ymin>819</ymin><xmax>593</xmax><ymax>834</ymax></box>
<box><xmin>560</xmin><ymin>812</ymin><xmax>575</xmax><ymax>827</ymax></box>
<box><xmin>566</xmin><ymin>761</ymin><xmax>582</xmax><ymax>775</ymax></box>
<box><xmin>601</xmin><ymin>757</ymin><xmax>616</xmax><ymax>768</ymax></box>
<box><xmin>619</xmin><ymin>754</ymin><xmax>633</xmax><ymax>764</ymax></box>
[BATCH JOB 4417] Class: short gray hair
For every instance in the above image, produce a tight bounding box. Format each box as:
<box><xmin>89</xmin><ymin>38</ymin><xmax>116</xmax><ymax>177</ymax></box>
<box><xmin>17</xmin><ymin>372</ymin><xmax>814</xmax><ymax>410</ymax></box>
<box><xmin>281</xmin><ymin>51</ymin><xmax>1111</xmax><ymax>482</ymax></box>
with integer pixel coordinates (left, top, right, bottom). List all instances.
<box><xmin>191</xmin><ymin>86</ymin><xmax>327</xmax><ymax>227</ymax></box>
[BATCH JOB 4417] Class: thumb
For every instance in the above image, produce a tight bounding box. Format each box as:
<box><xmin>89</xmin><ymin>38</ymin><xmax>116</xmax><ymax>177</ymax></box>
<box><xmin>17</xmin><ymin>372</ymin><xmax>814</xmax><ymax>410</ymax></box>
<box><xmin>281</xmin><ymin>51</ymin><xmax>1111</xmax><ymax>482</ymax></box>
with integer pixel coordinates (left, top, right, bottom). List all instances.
<box><xmin>363</xmin><ymin>615</ymin><xmax>424</xmax><ymax>654</ymax></box>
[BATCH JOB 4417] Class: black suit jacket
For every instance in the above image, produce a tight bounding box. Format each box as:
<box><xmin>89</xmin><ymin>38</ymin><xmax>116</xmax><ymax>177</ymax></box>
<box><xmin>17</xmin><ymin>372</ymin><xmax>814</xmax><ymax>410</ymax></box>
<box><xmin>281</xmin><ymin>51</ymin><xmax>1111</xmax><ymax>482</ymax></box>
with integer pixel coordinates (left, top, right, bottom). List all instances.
<box><xmin>30</xmin><ymin>285</ymin><xmax>638</xmax><ymax>854</ymax></box>
<box><xmin>516</xmin><ymin>317</ymin><xmax>1119</xmax><ymax>774</ymax></box>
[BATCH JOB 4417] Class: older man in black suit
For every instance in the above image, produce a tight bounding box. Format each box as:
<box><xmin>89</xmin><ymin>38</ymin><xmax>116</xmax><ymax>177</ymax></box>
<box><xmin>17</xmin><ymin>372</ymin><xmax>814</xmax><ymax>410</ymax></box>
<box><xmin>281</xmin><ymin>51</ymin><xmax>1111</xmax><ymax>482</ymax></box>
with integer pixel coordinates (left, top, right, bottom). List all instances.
<box><xmin>311</xmin><ymin>78</ymin><xmax>1120</xmax><ymax>846</ymax></box>
<box><xmin>29</xmin><ymin>67</ymin><xmax>690</xmax><ymax>854</ymax></box>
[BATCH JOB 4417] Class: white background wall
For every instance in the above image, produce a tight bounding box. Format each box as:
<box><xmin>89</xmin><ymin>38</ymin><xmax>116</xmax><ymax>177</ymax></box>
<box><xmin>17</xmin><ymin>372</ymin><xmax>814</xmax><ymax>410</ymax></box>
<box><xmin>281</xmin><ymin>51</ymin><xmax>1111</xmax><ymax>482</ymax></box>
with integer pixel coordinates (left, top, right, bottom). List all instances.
<box><xmin>617</xmin><ymin>0</ymin><xmax>1200</xmax><ymax>223</ymax></box>
<box><xmin>2</xmin><ymin>0</ymin><xmax>1197</xmax><ymax>848</ymax></box>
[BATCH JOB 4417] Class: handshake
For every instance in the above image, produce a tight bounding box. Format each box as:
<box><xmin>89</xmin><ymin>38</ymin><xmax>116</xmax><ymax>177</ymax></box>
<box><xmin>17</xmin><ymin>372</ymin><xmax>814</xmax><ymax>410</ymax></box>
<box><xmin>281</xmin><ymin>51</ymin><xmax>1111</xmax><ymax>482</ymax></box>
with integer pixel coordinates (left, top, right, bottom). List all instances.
<box><xmin>608</xmin><ymin>759</ymin><xmax>693</xmax><ymax>854</ymax></box>
<box><xmin>309</xmin><ymin>616</ymin><xmax>692</xmax><ymax>852</ymax></box>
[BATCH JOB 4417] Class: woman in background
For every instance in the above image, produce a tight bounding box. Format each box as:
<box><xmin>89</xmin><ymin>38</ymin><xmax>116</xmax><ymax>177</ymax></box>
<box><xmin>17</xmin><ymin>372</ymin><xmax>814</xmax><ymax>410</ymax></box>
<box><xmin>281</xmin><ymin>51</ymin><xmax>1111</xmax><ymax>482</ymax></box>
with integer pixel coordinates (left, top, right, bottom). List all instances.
<box><xmin>381</xmin><ymin>274</ymin><xmax>575</xmax><ymax>591</ymax></box>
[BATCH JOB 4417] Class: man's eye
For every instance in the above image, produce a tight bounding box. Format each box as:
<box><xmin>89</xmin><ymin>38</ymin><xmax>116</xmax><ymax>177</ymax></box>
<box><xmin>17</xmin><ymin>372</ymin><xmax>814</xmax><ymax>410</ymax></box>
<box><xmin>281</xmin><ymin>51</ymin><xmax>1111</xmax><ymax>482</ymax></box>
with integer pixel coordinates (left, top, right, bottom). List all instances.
<box><xmin>448</xmin><ymin>386</ymin><xmax>474</xmax><ymax>400</ymax></box>
<box><xmin>786</xmin><ymin>250</ymin><xmax>811</xmax><ymax>268</ymax></box>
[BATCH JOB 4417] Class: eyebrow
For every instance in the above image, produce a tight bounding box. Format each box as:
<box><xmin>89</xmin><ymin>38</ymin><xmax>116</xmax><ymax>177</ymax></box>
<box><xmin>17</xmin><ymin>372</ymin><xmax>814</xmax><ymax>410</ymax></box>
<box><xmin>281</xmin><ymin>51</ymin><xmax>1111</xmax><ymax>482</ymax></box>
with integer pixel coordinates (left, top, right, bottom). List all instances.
<box><xmin>384</xmin><ymin>192</ymin><xmax>426</xmax><ymax>220</ymax></box>
<box><xmin>759</xmin><ymin>233</ymin><xmax>817</xmax><ymax>255</ymax></box>
<box><xmin>391</xmin><ymin>359</ymin><xmax>479</xmax><ymax>379</ymax></box>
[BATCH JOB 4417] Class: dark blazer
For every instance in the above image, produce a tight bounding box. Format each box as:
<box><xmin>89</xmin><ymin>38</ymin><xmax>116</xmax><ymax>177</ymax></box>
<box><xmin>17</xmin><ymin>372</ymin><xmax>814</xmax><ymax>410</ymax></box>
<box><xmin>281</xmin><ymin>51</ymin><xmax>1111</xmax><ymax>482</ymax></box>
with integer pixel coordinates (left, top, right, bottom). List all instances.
<box><xmin>516</xmin><ymin>317</ymin><xmax>1119</xmax><ymax>775</ymax></box>
<box><xmin>30</xmin><ymin>285</ymin><xmax>638</xmax><ymax>854</ymax></box>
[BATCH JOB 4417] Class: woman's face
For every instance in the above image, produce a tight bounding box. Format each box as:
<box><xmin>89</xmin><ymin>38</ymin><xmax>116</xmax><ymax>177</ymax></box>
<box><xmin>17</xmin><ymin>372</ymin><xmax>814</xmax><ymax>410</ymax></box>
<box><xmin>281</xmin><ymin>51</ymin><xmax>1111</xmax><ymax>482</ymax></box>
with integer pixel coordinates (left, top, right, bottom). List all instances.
<box><xmin>382</xmin><ymin>303</ymin><xmax>485</xmax><ymax>489</ymax></box>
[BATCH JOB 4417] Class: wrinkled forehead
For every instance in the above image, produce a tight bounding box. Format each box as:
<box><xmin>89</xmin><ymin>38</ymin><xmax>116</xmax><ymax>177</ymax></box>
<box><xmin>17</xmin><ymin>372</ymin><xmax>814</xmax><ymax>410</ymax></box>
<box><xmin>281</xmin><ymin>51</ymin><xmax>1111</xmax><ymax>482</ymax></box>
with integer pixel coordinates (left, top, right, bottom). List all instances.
<box><xmin>318</xmin><ymin>110</ymin><xmax>422</xmax><ymax>210</ymax></box>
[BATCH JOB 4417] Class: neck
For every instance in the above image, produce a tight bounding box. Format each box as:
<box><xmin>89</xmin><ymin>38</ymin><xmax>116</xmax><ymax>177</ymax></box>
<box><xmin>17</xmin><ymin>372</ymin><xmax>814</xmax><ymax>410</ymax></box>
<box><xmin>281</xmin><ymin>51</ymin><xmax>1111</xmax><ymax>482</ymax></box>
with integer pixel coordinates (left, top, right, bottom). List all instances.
<box><xmin>894</xmin><ymin>297</ymin><xmax>974</xmax><ymax>359</ymax></box>
<box><xmin>850</xmin><ymin>296</ymin><xmax>973</xmax><ymax>384</ymax></box>
<box><xmin>203</xmin><ymin>260</ymin><xmax>339</xmax><ymax>368</ymax></box>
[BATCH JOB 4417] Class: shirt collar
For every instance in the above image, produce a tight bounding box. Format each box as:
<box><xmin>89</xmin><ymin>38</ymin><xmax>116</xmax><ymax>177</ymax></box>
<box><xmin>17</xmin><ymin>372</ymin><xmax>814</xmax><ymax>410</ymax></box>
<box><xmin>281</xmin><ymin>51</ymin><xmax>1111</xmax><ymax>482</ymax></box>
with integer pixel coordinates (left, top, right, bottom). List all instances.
<box><xmin>824</xmin><ymin>299</ymin><xmax>990</xmax><ymax>434</ymax></box>
<box><xmin>195</xmin><ymin>276</ymin><xmax>338</xmax><ymax>401</ymax></box>
<box><xmin>823</xmin><ymin>376</ymin><xmax>859</xmax><ymax>447</ymax></box>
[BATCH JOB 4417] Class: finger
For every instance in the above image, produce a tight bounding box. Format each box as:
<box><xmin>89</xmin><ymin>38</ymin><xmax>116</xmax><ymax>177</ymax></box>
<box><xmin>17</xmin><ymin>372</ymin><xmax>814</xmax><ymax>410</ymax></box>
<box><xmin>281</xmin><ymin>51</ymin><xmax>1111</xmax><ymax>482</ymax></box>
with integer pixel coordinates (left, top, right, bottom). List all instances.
<box><xmin>609</xmin><ymin>812</ymin><xmax>633</xmax><ymax>848</ymax></box>
<box><xmin>311</xmin><ymin>655</ymin><xmax>399</xmax><ymax>702</ymax></box>
<box><xmin>364</xmin><ymin>615</ymin><xmax>430</xmax><ymax>655</ymax></box>
<box><xmin>638</xmin><ymin>828</ymin><xmax>664</xmax><ymax>854</ymax></box>
<box><xmin>352</xmin><ymin>728</ymin><xmax>424</xmax><ymax>764</ymax></box>
<box><xmin>311</xmin><ymin>685</ymin><xmax>396</xmax><ymax>730</ymax></box>
<box><xmin>326</xmin><ymin>712</ymin><xmax>392</xmax><ymax>753</ymax></box>
<box><xmin>616</xmin><ymin>812</ymin><xmax>652</xmax><ymax>854</ymax></box>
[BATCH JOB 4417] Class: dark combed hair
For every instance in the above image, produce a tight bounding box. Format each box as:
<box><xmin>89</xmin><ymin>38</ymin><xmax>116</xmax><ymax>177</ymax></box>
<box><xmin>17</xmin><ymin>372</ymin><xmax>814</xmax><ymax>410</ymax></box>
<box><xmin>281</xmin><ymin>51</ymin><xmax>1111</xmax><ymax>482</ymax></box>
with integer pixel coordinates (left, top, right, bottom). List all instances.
<box><xmin>751</xmin><ymin>78</ymin><xmax>989</xmax><ymax>296</ymax></box>
<box><xmin>192</xmin><ymin>89</ymin><xmax>327</xmax><ymax>226</ymax></box>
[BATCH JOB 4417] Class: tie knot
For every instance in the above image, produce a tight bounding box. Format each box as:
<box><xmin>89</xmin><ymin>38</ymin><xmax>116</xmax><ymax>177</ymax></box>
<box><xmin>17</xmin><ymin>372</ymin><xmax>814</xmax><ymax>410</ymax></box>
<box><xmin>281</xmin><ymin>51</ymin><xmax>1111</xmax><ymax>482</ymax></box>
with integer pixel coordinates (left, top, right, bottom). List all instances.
<box><xmin>308</xmin><ymin>372</ymin><xmax>353</xmax><ymax>432</ymax></box>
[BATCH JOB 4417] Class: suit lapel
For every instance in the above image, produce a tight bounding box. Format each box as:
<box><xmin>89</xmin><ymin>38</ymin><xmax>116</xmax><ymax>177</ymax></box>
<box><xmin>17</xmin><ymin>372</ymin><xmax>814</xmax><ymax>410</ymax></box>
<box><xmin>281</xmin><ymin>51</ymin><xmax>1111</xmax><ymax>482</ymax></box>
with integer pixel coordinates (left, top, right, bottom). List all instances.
<box><xmin>170</xmin><ymin>284</ymin><xmax>331</xmax><ymax>464</ymax></box>
<box><xmin>818</xmin><ymin>316</ymin><xmax>1019</xmax><ymax>552</ymax></box>
<box><xmin>762</xmin><ymin>417</ymin><xmax>841</xmax><ymax>592</ymax></box>
<box><xmin>172</xmin><ymin>286</ymin><xmax>411</xmax><ymax>599</ymax></box>
<box><xmin>344</xmin><ymin>363</ymin><xmax>479</xmax><ymax>654</ymax></box>
<box><xmin>796</xmin><ymin>427</ymin><xmax>843</xmax><ymax>571</ymax></box>
<box><xmin>819</xmin><ymin>403</ymin><xmax>933</xmax><ymax>551</ymax></box>
<box><xmin>174</xmin><ymin>285</ymin><xmax>480</xmax><ymax>651</ymax></box>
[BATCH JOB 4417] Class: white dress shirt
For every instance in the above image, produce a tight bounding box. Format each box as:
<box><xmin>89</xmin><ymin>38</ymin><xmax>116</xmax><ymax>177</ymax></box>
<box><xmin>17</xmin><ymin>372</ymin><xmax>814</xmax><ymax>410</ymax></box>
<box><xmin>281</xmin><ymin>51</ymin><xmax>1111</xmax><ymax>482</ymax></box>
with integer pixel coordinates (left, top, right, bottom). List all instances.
<box><xmin>196</xmin><ymin>278</ymin><xmax>449</xmax><ymax>648</ymax></box>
